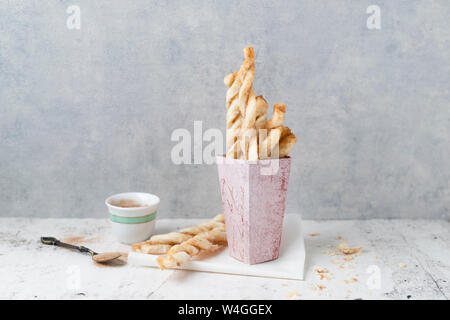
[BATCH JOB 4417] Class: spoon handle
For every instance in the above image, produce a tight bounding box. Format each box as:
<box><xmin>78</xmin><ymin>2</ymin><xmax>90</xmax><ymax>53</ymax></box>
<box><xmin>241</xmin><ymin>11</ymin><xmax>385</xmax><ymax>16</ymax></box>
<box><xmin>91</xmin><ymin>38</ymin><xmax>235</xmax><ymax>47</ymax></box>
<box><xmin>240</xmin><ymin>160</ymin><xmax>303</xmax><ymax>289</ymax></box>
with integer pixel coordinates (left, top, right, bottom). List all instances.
<box><xmin>40</xmin><ymin>236</ymin><xmax>96</xmax><ymax>255</ymax></box>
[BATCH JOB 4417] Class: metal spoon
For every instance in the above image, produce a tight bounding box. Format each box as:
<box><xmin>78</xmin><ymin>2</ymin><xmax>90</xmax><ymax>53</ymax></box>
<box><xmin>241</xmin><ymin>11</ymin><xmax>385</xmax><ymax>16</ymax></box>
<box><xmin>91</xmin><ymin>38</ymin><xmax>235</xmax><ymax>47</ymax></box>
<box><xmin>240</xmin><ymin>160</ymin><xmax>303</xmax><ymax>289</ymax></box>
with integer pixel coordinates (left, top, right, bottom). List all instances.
<box><xmin>40</xmin><ymin>236</ymin><xmax>123</xmax><ymax>264</ymax></box>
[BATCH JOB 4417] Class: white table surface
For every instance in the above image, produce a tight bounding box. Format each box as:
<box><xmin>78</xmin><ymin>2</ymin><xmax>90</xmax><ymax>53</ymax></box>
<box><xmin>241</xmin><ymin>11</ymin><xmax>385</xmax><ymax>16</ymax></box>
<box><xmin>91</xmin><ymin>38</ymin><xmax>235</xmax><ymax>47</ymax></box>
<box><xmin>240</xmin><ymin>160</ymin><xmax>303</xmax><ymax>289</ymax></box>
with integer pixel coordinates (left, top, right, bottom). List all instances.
<box><xmin>0</xmin><ymin>217</ymin><xmax>448</xmax><ymax>300</ymax></box>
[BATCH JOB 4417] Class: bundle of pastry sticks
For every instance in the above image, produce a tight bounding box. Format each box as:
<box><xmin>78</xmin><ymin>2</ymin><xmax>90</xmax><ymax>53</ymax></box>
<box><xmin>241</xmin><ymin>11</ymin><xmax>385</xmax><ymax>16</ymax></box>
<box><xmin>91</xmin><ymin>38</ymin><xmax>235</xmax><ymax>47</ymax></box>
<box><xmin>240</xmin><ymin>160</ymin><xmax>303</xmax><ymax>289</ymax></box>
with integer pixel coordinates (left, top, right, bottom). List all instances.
<box><xmin>132</xmin><ymin>214</ymin><xmax>226</xmax><ymax>270</ymax></box>
<box><xmin>225</xmin><ymin>47</ymin><xmax>297</xmax><ymax>160</ymax></box>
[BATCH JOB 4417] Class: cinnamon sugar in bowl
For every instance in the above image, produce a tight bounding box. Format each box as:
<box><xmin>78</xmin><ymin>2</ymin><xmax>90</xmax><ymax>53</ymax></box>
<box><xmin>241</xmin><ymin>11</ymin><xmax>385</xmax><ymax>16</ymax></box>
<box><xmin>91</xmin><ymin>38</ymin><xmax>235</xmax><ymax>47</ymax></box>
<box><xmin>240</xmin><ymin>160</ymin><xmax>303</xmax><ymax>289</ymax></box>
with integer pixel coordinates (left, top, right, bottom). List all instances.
<box><xmin>105</xmin><ymin>192</ymin><xmax>159</xmax><ymax>244</ymax></box>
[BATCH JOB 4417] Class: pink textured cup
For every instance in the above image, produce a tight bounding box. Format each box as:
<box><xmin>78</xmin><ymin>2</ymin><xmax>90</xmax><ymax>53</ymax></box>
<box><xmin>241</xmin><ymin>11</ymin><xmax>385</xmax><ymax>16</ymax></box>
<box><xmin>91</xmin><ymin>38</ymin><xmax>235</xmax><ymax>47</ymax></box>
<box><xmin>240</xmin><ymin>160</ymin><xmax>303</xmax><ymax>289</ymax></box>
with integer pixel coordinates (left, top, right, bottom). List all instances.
<box><xmin>216</xmin><ymin>155</ymin><xmax>291</xmax><ymax>264</ymax></box>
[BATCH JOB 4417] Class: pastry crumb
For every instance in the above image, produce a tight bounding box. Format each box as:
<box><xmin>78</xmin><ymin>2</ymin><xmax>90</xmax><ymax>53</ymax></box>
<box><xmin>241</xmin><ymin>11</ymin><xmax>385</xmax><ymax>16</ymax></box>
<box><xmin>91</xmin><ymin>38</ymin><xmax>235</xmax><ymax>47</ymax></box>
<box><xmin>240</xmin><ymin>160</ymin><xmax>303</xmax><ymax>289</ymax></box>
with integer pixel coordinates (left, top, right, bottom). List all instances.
<box><xmin>338</xmin><ymin>241</ymin><xmax>363</xmax><ymax>255</ymax></box>
<box><xmin>343</xmin><ymin>256</ymin><xmax>354</xmax><ymax>261</ymax></box>
<box><xmin>344</xmin><ymin>278</ymin><xmax>358</xmax><ymax>284</ymax></box>
<box><xmin>398</xmin><ymin>263</ymin><xmax>406</xmax><ymax>269</ymax></box>
<box><xmin>315</xmin><ymin>267</ymin><xmax>333</xmax><ymax>280</ymax></box>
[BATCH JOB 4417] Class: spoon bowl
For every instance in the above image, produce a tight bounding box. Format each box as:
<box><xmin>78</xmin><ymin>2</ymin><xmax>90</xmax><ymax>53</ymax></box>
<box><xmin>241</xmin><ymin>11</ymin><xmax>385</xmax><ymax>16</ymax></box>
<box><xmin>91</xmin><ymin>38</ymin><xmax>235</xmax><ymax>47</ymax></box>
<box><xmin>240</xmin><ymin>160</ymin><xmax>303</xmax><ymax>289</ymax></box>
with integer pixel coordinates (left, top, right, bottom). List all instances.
<box><xmin>41</xmin><ymin>237</ymin><xmax>125</xmax><ymax>264</ymax></box>
<box><xmin>92</xmin><ymin>252</ymin><xmax>123</xmax><ymax>263</ymax></box>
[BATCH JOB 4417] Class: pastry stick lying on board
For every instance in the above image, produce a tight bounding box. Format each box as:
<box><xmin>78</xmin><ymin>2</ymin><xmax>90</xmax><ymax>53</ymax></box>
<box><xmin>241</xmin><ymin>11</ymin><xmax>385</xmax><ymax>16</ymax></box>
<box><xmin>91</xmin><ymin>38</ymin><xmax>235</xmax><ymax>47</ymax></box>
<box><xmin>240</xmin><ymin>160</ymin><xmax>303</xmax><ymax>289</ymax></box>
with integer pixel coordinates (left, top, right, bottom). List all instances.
<box><xmin>179</xmin><ymin>214</ymin><xmax>225</xmax><ymax>235</ymax></box>
<box><xmin>157</xmin><ymin>228</ymin><xmax>227</xmax><ymax>270</ymax></box>
<box><xmin>131</xmin><ymin>214</ymin><xmax>225</xmax><ymax>255</ymax></box>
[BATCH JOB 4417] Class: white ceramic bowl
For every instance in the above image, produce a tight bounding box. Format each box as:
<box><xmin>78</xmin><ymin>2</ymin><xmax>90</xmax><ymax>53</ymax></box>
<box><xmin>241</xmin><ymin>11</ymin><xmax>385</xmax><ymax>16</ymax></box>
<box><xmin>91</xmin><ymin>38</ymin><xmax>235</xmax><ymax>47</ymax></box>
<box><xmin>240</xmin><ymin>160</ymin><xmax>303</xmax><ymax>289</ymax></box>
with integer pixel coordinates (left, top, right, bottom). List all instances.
<box><xmin>105</xmin><ymin>192</ymin><xmax>160</xmax><ymax>244</ymax></box>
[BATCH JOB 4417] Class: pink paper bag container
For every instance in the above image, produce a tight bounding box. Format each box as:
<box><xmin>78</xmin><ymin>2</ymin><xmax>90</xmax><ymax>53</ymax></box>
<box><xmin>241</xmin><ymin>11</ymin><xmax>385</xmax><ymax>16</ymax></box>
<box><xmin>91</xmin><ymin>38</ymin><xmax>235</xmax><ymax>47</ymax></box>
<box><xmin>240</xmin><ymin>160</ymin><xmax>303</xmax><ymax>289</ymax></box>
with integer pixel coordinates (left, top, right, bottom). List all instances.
<box><xmin>216</xmin><ymin>155</ymin><xmax>291</xmax><ymax>264</ymax></box>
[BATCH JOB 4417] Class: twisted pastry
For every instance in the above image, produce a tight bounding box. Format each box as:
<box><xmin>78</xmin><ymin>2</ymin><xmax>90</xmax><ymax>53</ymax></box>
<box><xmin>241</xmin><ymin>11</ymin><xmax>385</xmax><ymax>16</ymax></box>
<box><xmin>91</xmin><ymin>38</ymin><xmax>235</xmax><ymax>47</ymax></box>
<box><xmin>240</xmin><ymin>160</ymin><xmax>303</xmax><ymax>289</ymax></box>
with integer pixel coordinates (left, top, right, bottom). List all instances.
<box><xmin>225</xmin><ymin>72</ymin><xmax>242</xmax><ymax>158</ymax></box>
<box><xmin>278</xmin><ymin>126</ymin><xmax>297</xmax><ymax>158</ymax></box>
<box><xmin>178</xmin><ymin>214</ymin><xmax>225</xmax><ymax>235</ymax></box>
<box><xmin>266</xmin><ymin>103</ymin><xmax>286</xmax><ymax>129</ymax></box>
<box><xmin>254</xmin><ymin>96</ymin><xmax>269</xmax><ymax>130</ymax></box>
<box><xmin>258</xmin><ymin>104</ymin><xmax>297</xmax><ymax>159</ymax></box>
<box><xmin>259</xmin><ymin>126</ymin><xmax>282</xmax><ymax>160</ymax></box>
<box><xmin>244</xmin><ymin>96</ymin><xmax>270</xmax><ymax>160</ymax></box>
<box><xmin>157</xmin><ymin>228</ymin><xmax>227</xmax><ymax>270</ymax></box>
<box><xmin>225</xmin><ymin>47</ymin><xmax>255</xmax><ymax>158</ymax></box>
<box><xmin>132</xmin><ymin>214</ymin><xmax>225</xmax><ymax>255</ymax></box>
<box><xmin>131</xmin><ymin>243</ymin><xmax>173</xmax><ymax>255</ymax></box>
<box><xmin>239</xmin><ymin>89</ymin><xmax>257</xmax><ymax>160</ymax></box>
<box><xmin>236</xmin><ymin>50</ymin><xmax>258</xmax><ymax>159</ymax></box>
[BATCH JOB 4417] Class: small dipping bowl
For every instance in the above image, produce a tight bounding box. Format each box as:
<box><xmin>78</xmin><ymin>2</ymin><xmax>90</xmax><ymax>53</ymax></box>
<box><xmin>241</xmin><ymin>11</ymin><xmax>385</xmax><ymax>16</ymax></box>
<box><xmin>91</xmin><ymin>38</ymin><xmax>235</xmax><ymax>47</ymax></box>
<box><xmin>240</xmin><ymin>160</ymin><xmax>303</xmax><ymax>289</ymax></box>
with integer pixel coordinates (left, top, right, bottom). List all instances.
<box><xmin>105</xmin><ymin>192</ymin><xmax>159</xmax><ymax>244</ymax></box>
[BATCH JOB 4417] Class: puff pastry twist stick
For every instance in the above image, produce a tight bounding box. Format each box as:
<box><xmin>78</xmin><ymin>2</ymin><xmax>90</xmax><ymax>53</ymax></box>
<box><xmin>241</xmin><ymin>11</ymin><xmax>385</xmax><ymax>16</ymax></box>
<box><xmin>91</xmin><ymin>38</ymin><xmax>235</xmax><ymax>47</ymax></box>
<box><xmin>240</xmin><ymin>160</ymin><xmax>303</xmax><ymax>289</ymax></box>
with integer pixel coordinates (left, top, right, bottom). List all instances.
<box><xmin>278</xmin><ymin>126</ymin><xmax>297</xmax><ymax>158</ymax></box>
<box><xmin>239</xmin><ymin>88</ymin><xmax>257</xmax><ymax>160</ymax></box>
<box><xmin>132</xmin><ymin>214</ymin><xmax>225</xmax><ymax>255</ymax></box>
<box><xmin>225</xmin><ymin>47</ymin><xmax>255</xmax><ymax>158</ymax></box>
<box><xmin>259</xmin><ymin>104</ymin><xmax>298</xmax><ymax>159</ymax></box>
<box><xmin>157</xmin><ymin>228</ymin><xmax>227</xmax><ymax>270</ymax></box>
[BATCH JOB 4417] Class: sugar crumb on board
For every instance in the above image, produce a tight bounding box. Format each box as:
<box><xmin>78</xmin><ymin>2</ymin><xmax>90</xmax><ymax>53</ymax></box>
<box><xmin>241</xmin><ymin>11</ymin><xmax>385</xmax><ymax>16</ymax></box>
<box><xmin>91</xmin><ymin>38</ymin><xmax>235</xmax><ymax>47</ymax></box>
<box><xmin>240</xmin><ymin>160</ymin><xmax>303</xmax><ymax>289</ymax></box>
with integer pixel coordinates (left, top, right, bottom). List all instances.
<box><xmin>337</xmin><ymin>241</ymin><xmax>363</xmax><ymax>255</ymax></box>
<box><xmin>321</xmin><ymin>239</ymin><xmax>363</xmax><ymax>258</ymax></box>
<box><xmin>315</xmin><ymin>267</ymin><xmax>333</xmax><ymax>280</ymax></box>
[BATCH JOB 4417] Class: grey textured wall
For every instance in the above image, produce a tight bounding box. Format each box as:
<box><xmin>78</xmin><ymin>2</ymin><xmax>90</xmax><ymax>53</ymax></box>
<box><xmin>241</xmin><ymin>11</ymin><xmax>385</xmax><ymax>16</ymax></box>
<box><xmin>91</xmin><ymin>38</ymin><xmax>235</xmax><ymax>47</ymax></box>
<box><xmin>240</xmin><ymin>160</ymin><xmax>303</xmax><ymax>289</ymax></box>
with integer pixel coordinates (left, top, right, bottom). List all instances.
<box><xmin>1</xmin><ymin>1</ymin><xmax>449</xmax><ymax>219</ymax></box>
